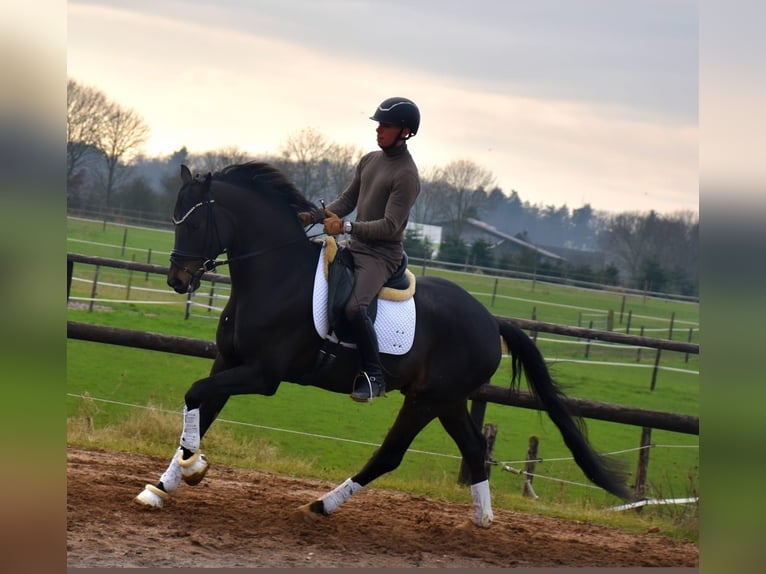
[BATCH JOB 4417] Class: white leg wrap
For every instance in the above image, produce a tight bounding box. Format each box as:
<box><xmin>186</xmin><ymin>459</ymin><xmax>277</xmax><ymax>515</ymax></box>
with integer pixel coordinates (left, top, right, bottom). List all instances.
<box><xmin>319</xmin><ymin>478</ymin><xmax>363</xmax><ymax>514</ymax></box>
<box><xmin>158</xmin><ymin>447</ymin><xmax>184</xmax><ymax>493</ymax></box>
<box><xmin>470</xmin><ymin>480</ymin><xmax>494</xmax><ymax>528</ymax></box>
<box><xmin>179</xmin><ymin>406</ymin><xmax>200</xmax><ymax>452</ymax></box>
<box><xmin>134</xmin><ymin>484</ymin><xmax>169</xmax><ymax>509</ymax></box>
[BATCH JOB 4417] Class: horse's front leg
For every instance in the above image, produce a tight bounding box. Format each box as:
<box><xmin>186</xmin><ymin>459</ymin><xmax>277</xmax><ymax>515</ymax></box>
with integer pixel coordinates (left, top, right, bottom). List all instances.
<box><xmin>135</xmin><ymin>360</ymin><xmax>279</xmax><ymax>509</ymax></box>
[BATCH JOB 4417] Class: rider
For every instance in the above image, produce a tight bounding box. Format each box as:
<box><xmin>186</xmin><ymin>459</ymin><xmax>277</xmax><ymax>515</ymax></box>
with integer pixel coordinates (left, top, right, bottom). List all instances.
<box><xmin>299</xmin><ymin>97</ymin><xmax>421</xmax><ymax>402</ymax></box>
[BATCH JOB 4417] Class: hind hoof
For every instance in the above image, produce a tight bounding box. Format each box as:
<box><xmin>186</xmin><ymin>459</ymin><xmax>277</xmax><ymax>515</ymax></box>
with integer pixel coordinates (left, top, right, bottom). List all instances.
<box><xmin>134</xmin><ymin>484</ymin><xmax>168</xmax><ymax>509</ymax></box>
<box><xmin>295</xmin><ymin>501</ymin><xmax>324</xmax><ymax>524</ymax></box>
<box><xmin>177</xmin><ymin>451</ymin><xmax>209</xmax><ymax>486</ymax></box>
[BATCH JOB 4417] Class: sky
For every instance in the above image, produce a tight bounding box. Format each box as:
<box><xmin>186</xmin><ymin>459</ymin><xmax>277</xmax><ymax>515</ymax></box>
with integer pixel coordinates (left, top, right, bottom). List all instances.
<box><xmin>67</xmin><ymin>0</ymin><xmax>699</xmax><ymax>215</ymax></box>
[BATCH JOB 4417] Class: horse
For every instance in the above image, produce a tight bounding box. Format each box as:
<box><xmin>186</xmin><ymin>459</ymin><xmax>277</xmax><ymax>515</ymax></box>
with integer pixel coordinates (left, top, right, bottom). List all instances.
<box><xmin>134</xmin><ymin>162</ymin><xmax>631</xmax><ymax>526</ymax></box>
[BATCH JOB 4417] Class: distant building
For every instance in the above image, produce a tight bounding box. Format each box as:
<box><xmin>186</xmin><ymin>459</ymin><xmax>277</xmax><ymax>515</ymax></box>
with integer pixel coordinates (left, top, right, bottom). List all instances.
<box><xmin>406</xmin><ymin>221</ymin><xmax>442</xmax><ymax>258</ymax></box>
<box><xmin>440</xmin><ymin>218</ymin><xmax>565</xmax><ymax>264</ymax></box>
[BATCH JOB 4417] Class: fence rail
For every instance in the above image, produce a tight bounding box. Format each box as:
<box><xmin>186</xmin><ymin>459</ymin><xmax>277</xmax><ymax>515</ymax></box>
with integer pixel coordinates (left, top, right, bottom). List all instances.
<box><xmin>67</xmin><ymin>254</ymin><xmax>699</xmax><ymax>437</ymax></box>
<box><xmin>66</xmin><ymin>320</ymin><xmax>699</xmax><ymax>436</ymax></box>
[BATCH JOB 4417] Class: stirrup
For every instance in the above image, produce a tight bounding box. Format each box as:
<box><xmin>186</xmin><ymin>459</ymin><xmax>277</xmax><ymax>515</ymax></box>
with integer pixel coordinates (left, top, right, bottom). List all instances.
<box><xmin>350</xmin><ymin>372</ymin><xmax>385</xmax><ymax>403</ymax></box>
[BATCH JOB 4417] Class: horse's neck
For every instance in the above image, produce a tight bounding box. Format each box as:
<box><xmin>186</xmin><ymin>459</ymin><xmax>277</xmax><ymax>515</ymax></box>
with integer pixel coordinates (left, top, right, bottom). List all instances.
<box><xmin>229</xmin><ymin>229</ymin><xmax>320</xmax><ymax>290</ymax></box>
<box><xmin>220</xmin><ymin>186</ymin><xmax>321</xmax><ymax>293</ymax></box>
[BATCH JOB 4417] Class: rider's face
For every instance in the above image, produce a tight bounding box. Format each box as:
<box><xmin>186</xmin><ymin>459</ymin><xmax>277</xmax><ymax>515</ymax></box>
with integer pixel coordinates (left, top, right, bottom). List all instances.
<box><xmin>376</xmin><ymin>122</ymin><xmax>408</xmax><ymax>148</ymax></box>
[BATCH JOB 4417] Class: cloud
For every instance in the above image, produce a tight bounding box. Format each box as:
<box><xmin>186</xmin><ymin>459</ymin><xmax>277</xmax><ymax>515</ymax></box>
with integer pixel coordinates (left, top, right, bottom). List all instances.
<box><xmin>68</xmin><ymin>0</ymin><xmax>698</xmax><ymax>214</ymax></box>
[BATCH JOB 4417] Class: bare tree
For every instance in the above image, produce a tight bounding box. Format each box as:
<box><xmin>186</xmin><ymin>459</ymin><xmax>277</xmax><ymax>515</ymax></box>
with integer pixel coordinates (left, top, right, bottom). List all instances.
<box><xmin>67</xmin><ymin>79</ymin><xmax>109</xmax><ymax>199</ymax></box>
<box><xmin>599</xmin><ymin>212</ymin><xmax>651</xmax><ymax>285</ymax></box>
<box><xmin>277</xmin><ymin>128</ymin><xmax>332</xmax><ymax>201</ymax></box>
<box><xmin>98</xmin><ymin>102</ymin><xmax>150</xmax><ymax>209</ymax></box>
<box><xmin>433</xmin><ymin>159</ymin><xmax>496</xmax><ymax>236</ymax></box>
<box><xmin>190</xmin><ymin>146</ymin><xmax>252</xmax><ymax>173</ymax></box>
<box><xmin>325</xmin><ymin>142</ymin><xmax>363</xmax><ymax>199</ymax></box>
<box><xmin>412</xmin><ymin>166</ymin><xmax>450</xmax><ymax>225</ymax></box>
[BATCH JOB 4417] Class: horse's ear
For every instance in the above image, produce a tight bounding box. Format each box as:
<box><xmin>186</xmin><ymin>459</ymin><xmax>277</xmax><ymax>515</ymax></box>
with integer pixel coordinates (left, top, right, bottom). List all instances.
<box><xmin>180</xmin><ymin>165</ymin><xmax>192</xmax><ymax>184</ymax></box>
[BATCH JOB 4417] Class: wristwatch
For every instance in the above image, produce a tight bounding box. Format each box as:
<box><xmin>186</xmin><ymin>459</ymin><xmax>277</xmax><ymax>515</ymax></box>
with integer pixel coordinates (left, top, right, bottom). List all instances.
<box><xmin>343</xmin><ymin>221</ymin><xmax>352</xmax><ymax>234</ymax></box>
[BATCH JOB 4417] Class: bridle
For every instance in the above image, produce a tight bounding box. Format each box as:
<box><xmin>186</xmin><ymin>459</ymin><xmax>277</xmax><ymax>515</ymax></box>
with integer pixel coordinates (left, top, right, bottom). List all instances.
<box><xmin>169</xmin><ymin>175</ymin><xmax>304</xmax><ymax>285</ymax></box>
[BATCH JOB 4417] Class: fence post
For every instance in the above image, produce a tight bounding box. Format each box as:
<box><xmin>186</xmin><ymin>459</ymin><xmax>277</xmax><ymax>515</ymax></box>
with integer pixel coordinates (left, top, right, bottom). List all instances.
<box><xmin>634</xmin><ymin>427</ymin><xmax>652</xmax><ymax>503</ymax></box>
<box><xmin>145</xmin><ymin>248</ymin><xmax>152</xmax><ymax>281</ymax></box>
<box><xmin>626</xmin><ymin>310</ymin><xmax>633</xmax><ymax>334</ymax></box>
<box><xmin>126</xmin><ymin>254</ymin><xmax>136</xmax><ymax>301</ymax></box>
<box><xmin>685</xmin><ymin>328</ymin><xmax>693</xmax><ymax>363</ymax></box>
<box><xmin>607</xmin><ymin>309</ymin><xmax>614</xmax><ymax>331</ymax></box>
<box><xmin>650</xmin><ymin>349</ymin><xmax>662</xmax><ymax>391</ymax></box>
<box><xmin>522</xmin><ymin>436</ymin><xmax>540</xmax><ymax>498</ymax></box>
<box><xmin>585</xmin><ymin>320</ymin><xmax>594</xmax><ymax>358</ymax></box>
<box><xmin>67</xmin><ymin>259</ymin><xmax>74</xmax><ymax>301</ymax></box>
<box><xmin>668</xmin><ymin>311</ymin><xmax>676</xmax><ymax>340</ymax></box>
<box><xmin>185</xmin><ymin>291</ymin><xmax>192</xmax><ymax>320</ymax></box>
<box><xmin>121</xmin><ymin>227</ymin><xmax>128</xmax><ymax>256</ymax></box>
<box><xmin>619</xmin><ymin>295</ymin><xmax>626</xmax><ymax>324</ymax></box>
<box><xmin>491</xmin><ymin>278</ymin><xmax>498</xmax><ymax>307</ymax></box>
<box><xmin>208</xmin><ymin>281</ymin><xmax>216</xmax><ymax>313</ymax></box>
<box><xmin>89</xmin><ymin>265</ymin><xmax>100</xmax><ymax>312</ymax></box>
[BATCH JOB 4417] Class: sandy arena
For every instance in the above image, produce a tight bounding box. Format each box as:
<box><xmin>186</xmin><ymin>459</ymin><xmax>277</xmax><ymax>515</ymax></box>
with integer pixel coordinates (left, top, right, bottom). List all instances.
<box><xmin>67</xmin><ymin>446</ymin><xmax>698</xmax><ymax>568</ymax></box>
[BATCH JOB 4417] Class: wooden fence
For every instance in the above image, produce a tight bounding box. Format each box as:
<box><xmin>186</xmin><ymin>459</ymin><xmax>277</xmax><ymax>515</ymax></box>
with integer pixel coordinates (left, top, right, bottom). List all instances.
<box><xmin>66</xmin><ymin>253</ymin><xmax>699</xmax><ymax>436</ymax></box>
<box><xmin>68</xmin><ymin>253</ymin><xmax>699</xmax><ymax>496</ymax></box>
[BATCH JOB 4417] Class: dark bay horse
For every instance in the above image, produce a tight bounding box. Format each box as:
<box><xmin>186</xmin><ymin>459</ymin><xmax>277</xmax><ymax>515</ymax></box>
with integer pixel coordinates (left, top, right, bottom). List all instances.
<box><xmin>134</xmin><ymin>162</ymin><xmax>631</xmax><ymax>525</ymax></box>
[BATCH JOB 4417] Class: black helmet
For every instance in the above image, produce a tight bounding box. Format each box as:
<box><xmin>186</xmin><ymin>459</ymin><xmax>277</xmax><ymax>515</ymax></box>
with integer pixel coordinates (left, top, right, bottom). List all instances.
<box><xmin>370</xmin><ymin>97</ymin><xmax>420</xmax><ymax>136</ymax></box>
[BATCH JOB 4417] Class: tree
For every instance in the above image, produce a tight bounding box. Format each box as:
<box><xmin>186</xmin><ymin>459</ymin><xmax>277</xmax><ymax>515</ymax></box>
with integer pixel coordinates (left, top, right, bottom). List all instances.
<box><xmin>324</xmin><ymin>143</ymin><xmax>363</xmax><ymax>199</ymax></box>
<box><xmin>437</xmin><ymin>234</ymin><xmax>468</xmax><ymax>265</ymax></box>
<box><xmin>98</xmin><ymin>102</ymin><xmax>150</xmax><ymax>209</ymax></box>
<box><xmin>277</xmin><ymin>128</ymin><xmax>332</xmax><ymax>201</ymax></box>
<box><xmin>598</xmin><ymin>212</ymin><xmax>654</xmax><ymax>286</ymax></box>
<box><xmin>403</xmin><ymin>228</ymin><xmax>430</xmax><ymax>259</ymax></box>
<box><xmin>470</xmin><ymin>239</ymin><xmax>493</xmax><ymax>268</ymax></box>
<box><xmin>411</xmin><ymin>167</ymin><xmax>449</xmax><ymax>225</ymax></box>
<box><xmin>598</xmin><ymin>210</ymin><xmax>698</xmax><ymax>294</ymax></box>
<box><xmin>191</xmin><ymin>146</ymin><xmax>251</xmax><ymax>173</ymax></box>
<box><xmin>432</xmin><ymin>159</ymin><xmax>495</xmax><ymax>236</ymax></box>
<box><xmin>67</xmin><ymin>79</ymin><xmax>109</xmax><ymax>203</ymax></box>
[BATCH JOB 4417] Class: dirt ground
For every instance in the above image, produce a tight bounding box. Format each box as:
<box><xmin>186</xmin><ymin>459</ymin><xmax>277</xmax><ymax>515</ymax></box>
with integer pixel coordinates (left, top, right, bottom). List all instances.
<box><xmin>67</xmin><ymin>446</ymin><xmax>698</xmax><ymax>569</ymax></box>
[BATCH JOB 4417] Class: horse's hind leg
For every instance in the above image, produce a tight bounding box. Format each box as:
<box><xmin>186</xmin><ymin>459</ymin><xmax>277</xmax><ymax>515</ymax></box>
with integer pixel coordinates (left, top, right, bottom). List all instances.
<box><xmin>297</xmin><ymin>394</ymin><xmax>437</xmax><ymax>521</ymax></box>
<box><xmin>438</xmin><ymin>401</ymin><xmax>494</xmax><ymax>528</ymax></box>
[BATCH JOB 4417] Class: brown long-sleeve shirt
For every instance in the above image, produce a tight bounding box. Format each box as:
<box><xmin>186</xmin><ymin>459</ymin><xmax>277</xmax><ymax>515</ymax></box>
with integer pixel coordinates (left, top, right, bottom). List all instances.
<box><xmin>325</xmin><ymin>143</ymin><xmax>420</xmax><ymax>247</ymax></box>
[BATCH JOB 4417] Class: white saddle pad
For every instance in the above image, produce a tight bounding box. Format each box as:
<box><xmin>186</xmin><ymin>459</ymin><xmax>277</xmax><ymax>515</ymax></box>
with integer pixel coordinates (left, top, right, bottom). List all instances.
<box><xmin>312</xmin><ymin>243</ymin><xmax>416</xmax><ymax>355</ymax></box>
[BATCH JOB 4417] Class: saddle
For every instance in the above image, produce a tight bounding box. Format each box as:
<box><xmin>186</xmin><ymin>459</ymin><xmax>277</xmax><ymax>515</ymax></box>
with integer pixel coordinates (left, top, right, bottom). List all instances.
<box><xmin>322</xmin><ymin>237</ymin><xmax>415</xmax><ymax>341</ymax></box>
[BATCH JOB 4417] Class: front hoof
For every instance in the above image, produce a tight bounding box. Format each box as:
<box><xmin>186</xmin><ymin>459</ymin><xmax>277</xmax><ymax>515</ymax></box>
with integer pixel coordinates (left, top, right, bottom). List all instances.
<box><xmin>134</xmin><ymin>484</ymin><xmax>168</xmax><ymax>509</ymax></box>
<box><xmin>454</xmin><ymin>519</ymin><xmax>492</xmax><ymax>532</ymax></box>
<box><xmin>177</xmin><ymin>451</ymin><xmax>209</xmax><ymax>486</ymax></box>
<box><xmin>295</xmin><ymin>500</ymin><xmax>325</xmax><ymax>524</ymax></box>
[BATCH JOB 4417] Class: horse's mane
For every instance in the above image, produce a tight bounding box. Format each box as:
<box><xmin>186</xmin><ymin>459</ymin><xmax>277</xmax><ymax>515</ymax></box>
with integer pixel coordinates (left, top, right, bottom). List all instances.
<box><xmin>213</xmin><ymin>162</ymin><xmax>317</xmax><ymax>212</ymax></box>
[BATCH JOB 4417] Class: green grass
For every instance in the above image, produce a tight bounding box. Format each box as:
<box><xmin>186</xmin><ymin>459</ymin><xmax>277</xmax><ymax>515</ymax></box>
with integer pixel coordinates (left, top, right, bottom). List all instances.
<box><xmin>66</xmin><ymin>216</ymin><xmax>699</xmax><ymax>540</ymax></box>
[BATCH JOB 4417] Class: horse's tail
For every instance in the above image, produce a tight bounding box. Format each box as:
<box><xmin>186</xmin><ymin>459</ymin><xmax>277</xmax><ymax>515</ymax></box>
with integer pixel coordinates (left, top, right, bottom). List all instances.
<box><xmin>497</xmin><ymin>317</ymin><xmax>633</xmax><ymax>501</ymax></box>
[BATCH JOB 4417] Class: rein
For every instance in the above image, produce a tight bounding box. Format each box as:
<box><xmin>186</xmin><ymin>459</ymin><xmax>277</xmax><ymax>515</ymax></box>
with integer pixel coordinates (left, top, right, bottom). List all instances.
<box><xmin>200</xmin><ymin>236</ymin><xmax>306</xmax><ymax>272</ymax></box>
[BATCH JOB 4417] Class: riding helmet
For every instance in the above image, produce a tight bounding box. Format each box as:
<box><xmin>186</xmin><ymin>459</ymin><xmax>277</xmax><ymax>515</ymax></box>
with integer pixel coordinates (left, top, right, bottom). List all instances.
<box><xmin>370</xmin><ymin>97</ymin><xmax>420</xmax><ymax>136</ymax></box>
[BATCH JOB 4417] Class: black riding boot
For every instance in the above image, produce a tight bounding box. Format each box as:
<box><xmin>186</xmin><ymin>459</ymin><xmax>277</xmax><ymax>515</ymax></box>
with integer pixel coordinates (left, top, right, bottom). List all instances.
<box><xmin>349</xmin><ymin>306</ymin><xmax>386</xmax><ymax>402</ymax></box>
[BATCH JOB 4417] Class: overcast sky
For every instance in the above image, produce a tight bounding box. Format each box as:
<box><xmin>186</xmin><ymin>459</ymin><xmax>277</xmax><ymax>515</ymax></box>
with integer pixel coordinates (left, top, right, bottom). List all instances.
<box><xmin>67</xmin><ymin>0</ymin><xmax>698</xmax><ymax>215</ymax></box>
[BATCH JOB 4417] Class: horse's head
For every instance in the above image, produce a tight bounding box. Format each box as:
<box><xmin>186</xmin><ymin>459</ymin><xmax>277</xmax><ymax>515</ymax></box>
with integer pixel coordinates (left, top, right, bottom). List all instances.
<box><xmin>168</xmin><ymin>165</ymin><xmax>232</xmax><ymax>294</ymax></box>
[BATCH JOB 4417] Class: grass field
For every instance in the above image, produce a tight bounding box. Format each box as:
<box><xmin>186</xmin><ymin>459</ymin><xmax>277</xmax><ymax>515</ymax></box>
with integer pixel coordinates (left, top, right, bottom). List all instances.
<box><xmin>66</xmin><ymin>216</ymin><xmax>699</xmax><ymax>539</ymax></box>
